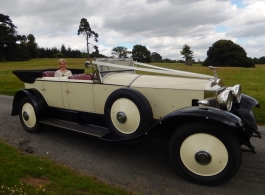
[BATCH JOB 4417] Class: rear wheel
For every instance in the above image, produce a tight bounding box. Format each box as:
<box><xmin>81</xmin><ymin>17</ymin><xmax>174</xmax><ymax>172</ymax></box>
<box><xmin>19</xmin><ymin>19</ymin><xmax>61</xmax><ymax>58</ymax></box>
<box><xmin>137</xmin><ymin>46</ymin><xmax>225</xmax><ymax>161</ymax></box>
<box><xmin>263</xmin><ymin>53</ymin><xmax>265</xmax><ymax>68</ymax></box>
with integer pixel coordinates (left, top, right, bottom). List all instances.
<box><xmin>169</xmin><ymin>122</ymin><xmax>242</xmax><ymax>185</ymax></box>
<box><xmin>19</xmin><ymin>97</ymin><xmax>42</xmax><ymax>133</ymax></box>
<box><xmin>104</xmin><ymin>88</ymin><xmax>153</xmax><ymax>138</ymax></box>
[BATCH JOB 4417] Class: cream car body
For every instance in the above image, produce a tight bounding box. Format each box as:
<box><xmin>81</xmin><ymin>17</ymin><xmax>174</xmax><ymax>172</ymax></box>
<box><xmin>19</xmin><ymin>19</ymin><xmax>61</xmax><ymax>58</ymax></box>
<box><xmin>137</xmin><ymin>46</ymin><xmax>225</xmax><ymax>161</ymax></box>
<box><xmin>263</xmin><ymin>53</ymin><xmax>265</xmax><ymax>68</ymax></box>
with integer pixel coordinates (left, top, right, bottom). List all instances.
<box><xmin>12</xmin><ymin>58</ymin><xmax>261</xmax><ymax>186</ymax></box>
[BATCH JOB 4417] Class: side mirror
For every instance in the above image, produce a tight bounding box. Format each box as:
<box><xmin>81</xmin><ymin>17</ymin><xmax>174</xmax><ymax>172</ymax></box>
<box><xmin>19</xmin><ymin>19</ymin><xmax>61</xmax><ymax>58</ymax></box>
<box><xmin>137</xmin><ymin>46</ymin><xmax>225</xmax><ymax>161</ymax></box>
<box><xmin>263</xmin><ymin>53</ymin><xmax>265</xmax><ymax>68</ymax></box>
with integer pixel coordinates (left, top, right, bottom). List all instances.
<box><xmin>84</xmin><ymin>61</ymin><xmax>90</xmax><ymax>68</ymax></box>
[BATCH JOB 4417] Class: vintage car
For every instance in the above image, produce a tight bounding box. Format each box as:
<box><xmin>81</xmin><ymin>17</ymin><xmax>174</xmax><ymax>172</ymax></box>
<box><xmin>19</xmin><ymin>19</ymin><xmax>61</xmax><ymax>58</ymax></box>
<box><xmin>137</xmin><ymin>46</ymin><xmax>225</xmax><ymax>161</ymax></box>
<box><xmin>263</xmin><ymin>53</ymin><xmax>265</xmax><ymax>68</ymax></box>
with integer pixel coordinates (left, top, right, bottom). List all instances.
<box><xmin>11</xmin><ymin>58</ymin><xmax>261</xmax><ymax>185</ymax></box>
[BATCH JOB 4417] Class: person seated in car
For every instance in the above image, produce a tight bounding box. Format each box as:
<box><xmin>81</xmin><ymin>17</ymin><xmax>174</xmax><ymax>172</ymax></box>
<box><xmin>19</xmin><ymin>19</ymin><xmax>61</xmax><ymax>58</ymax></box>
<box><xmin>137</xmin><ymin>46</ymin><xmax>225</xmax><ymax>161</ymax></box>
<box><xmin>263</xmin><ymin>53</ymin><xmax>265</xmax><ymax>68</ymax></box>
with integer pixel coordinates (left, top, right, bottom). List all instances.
<box><xmin>55</xmin><ymin>59</ymin><xmax>72</xmax><ymax>77</ymax></box>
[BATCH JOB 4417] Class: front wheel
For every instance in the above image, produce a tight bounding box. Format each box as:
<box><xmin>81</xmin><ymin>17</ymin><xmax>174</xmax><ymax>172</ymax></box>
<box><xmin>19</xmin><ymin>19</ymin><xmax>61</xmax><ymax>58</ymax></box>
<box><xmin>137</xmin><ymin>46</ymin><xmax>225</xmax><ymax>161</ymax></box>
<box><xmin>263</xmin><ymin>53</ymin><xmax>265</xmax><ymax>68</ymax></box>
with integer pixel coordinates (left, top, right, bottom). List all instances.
<box><xmin>169</xmin><ymin>122</ymin><xmax>242</xmax><ymax>185</ymax></box>
<box><xmin>19</xmin><ymin>97</ymin><xmax>42</xmax><ymax>133</ymax></box>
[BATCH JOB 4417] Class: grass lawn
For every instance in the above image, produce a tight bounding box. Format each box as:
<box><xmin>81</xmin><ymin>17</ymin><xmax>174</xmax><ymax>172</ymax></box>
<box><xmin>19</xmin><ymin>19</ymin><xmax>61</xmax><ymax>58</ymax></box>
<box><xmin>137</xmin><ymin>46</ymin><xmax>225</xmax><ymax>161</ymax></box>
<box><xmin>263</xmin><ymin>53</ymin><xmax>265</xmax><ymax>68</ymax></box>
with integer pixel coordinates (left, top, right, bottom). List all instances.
<box><xmin>0</xmin><ymin>141</ymin><xmax>133</xmax><ymax>195</ymax></box>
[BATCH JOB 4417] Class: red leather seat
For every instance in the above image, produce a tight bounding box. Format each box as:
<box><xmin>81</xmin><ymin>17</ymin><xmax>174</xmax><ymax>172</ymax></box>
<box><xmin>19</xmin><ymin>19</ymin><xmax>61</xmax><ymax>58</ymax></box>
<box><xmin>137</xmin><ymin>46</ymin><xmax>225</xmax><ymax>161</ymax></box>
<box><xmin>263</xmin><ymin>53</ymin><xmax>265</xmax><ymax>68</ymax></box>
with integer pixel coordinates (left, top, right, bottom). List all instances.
<box><xmin>68</xmin><ymin>74</ymin><xmax>92</xmax><ymax>80</ymax></box>
<box><xmin>87</xmin><ymin>73</ymin><xmax>97</xmax><ymax>79</ymax></box>
<box><xmin>43</xmin><ymin>71</ymin><xmax>55</xmax><ymax>77</ymax></box>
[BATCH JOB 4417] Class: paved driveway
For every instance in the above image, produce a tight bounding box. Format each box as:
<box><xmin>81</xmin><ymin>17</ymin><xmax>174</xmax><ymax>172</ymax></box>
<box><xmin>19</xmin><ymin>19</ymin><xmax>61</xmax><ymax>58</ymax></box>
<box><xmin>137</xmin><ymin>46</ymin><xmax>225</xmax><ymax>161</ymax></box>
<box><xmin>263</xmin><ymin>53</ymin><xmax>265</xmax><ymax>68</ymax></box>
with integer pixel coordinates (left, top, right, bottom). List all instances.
<box><xmin>1</xmin><ymin>95</ymin><xmax>265</xmax><ymax>195</ymax></box>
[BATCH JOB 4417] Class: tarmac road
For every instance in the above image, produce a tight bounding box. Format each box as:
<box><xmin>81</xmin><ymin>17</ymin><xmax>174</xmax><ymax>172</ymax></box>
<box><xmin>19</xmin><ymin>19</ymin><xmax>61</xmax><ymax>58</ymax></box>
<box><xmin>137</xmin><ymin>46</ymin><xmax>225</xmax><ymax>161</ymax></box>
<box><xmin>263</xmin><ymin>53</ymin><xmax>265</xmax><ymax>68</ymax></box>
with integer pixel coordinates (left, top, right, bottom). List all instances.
<box><xmin>0</xmin><ymin>95</ymin><xmax>265</xmax><ymax>195</ymax></box>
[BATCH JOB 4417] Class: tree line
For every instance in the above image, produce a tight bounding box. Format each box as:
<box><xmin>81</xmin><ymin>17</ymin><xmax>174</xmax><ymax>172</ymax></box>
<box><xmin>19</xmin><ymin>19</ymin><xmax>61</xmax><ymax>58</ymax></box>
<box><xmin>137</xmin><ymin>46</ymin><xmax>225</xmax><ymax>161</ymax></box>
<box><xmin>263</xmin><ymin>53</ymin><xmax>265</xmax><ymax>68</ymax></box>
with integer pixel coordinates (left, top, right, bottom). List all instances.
<box><xmin>1</xmin><ymin>13</ymin><xmax>265</xmax><ymax>67</ymax></box>
<box><xmin>0</xmin><ymin>14</ymin><xmax>105</xmax><ymax>61</ymax></box>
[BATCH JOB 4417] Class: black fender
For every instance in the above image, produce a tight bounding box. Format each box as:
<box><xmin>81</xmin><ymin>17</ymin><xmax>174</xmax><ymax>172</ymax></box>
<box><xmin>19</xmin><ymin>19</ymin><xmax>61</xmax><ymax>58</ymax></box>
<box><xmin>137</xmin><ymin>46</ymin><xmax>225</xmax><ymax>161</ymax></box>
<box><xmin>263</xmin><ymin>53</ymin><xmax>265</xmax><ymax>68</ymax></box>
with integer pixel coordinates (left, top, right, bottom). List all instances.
<box><xmin>11</xmin><ymin>89</ymin><xmax>48</xmax><ymax>118</ymax></box>
<box><xmin>147</xmin><ymin>106</ymin><xmax>245</xmax><ymax>137</ymax></box>
<box><xmin>101</xmin><ymin>106</ymin><xmax>245</xmax><ymax>141</ymax></box>
<box><xmin>233</xmin><ymin>94</ymin><xmax>260</xmax><ymax>130</ymax></box>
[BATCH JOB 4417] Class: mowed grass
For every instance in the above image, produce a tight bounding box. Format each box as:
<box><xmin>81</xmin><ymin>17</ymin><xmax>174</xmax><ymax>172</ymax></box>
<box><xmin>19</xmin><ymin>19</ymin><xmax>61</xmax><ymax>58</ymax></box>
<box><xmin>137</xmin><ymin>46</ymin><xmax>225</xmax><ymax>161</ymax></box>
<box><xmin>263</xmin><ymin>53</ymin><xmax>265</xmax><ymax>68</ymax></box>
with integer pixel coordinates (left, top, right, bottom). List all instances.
<box><xmin>0</xmin><ymin>58</ymin><xmax>264</xmax><ymax>124</ymax></box>
<box><xmin>0</xmin><ymin>141</ymin><xmax>133</xmax><ymax>195</ymax></box>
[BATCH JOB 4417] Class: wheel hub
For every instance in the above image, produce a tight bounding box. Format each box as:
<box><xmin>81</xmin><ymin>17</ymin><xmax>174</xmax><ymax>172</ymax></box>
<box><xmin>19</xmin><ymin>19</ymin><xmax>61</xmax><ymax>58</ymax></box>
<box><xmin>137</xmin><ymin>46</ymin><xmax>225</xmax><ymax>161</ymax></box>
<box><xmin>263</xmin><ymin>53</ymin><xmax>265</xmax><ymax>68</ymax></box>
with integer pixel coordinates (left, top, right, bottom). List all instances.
<box><xmin>195</xmin><ymin>150</ymin><xmax>212</xmax><ymax>165</ymax></box>
<box><xmin>116</xmin><ymin>111</ymin><xmax>127</xmax><ymax>123</ymax></box>
<box><xmin>23</xmin><ymin>111</ymin><xmax>29</xmax><ymax>121</ymax></box>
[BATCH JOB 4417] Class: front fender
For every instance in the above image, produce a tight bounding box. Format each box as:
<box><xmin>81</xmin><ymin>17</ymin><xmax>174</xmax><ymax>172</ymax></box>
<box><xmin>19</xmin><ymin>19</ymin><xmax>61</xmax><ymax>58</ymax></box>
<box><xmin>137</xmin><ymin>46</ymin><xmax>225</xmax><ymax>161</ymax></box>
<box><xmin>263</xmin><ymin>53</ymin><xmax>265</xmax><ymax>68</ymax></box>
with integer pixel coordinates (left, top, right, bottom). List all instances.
<box><xmin>148</xmin><ymin>106</ymin><xmax>245</xmax><ymax>135</ymax></box>
<box><xmin>234</xmin><ymin>94</ymin><xmax>260</xmax><ymax>130</ymax></box>
<box><xmin>11</xmin><ymin>89</ymin><xmax>48</xmax><ymax>117</ymax></box>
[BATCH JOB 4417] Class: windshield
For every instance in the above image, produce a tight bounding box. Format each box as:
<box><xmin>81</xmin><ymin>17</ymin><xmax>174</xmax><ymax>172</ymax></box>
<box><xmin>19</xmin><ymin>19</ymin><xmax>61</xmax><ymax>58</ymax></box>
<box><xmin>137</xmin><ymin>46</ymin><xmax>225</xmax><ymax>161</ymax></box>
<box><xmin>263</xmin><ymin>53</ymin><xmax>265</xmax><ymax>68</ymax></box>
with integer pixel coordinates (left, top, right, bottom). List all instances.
<box><xmin>92</xmin><ymin>58</ymin><xmax>213</xmax><ymax>82</ymax></box>
<box><xmin>94</xmin><ymin>58</ymin><xmax>135</xmax><ymax>79</ymax></box>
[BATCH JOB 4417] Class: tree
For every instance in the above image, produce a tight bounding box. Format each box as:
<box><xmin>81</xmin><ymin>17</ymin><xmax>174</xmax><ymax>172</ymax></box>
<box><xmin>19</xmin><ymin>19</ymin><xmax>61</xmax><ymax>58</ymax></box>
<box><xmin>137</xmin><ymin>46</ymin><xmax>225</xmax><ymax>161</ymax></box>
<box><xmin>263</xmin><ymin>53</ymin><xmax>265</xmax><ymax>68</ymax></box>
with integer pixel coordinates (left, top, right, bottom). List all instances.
<box><xmin>26</xmin><ymin>34</ymin><xmax>38</xmax><ymax>58</ymax></box>
<box><xmin>0</xmin><ymin>14</ymin><xmax>29</xmax><ymax>61</ymax></box>
<box><xmin>77</xmin><ymin>18</ymin><xmax>98</xmax><ymax>60</ymax></box>
<box><xmin>180</xmin><ymin>44</ymin><xmax>194</xmax><ymax>65</ymax></box>
<box><xmin>17</xmin><ymin>35</ymin><xmax>27</xmax><ymax>44</ymax></box>
<box><xmin>203</xmin><ymin>40</ymin><xmax>254</xmax><ymax>67</ymax></box>
<box><xmin>255</xmin><ymin>56</ymin><xmax>265</xmax><ymax>64</ymax></box>
<box><xmin>151</xmin><ymin>52</ymin><xmax>162</xmax><ymax>61</ymax></box>
<box><xmin>112</xmin><ymin>46</ymin><xmax>128</xmax><ymax>58</ymax></box>
<box><xmin>132</xmin><ymin>44</ymin><xmax>151</xmax><ymax>63</ymax></box>
<box><xmin>93</xmin><ymin>45</ymin><xmax>99</xmax><ymax>57</ymax></box>
<box><xmin>61</xmin><ymin>44</ymin><xmax>67</xmax><ymax>57</ymax></box>
<box><xmin>0</xmin><ymin>14</ymin><xmax>17</xmax><ymax>60</ymax></box>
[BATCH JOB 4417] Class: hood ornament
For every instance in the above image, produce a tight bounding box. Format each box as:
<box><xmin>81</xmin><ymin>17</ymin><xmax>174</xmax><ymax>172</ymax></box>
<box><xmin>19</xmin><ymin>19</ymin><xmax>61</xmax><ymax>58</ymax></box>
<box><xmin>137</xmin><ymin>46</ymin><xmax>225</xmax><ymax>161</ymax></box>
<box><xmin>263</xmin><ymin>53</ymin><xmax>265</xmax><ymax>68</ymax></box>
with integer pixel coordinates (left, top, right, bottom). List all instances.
<box><xmin>209</xmin><ymin>66</ymin><xmax>218</xmax><ymax>79</ymax></box>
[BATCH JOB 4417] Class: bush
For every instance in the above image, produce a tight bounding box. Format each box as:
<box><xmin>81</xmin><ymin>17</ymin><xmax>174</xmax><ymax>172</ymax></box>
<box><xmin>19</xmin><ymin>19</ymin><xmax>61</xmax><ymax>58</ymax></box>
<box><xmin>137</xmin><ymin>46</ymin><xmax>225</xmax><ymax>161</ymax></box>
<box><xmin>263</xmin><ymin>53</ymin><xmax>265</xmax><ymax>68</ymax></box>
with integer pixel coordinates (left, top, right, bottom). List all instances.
<box><xmin>203</xmin><ymin>40</ymin><xmax>254</xmax><ymax>67</ymax></box>
<box><xmin>53</xmin><ymin>52</ymin><xmax>64</xmax><ymax>58</ymax></box>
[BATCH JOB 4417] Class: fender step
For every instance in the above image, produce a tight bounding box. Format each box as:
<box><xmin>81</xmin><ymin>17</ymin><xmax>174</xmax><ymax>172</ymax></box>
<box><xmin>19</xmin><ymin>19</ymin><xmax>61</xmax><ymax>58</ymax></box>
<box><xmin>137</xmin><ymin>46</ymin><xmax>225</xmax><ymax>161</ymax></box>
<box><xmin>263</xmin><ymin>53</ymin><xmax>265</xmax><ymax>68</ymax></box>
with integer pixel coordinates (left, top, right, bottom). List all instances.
<box><xmin>39</xmin><ymin>118</ymin><xmax>110</xmax><ymax>137</ymax></box>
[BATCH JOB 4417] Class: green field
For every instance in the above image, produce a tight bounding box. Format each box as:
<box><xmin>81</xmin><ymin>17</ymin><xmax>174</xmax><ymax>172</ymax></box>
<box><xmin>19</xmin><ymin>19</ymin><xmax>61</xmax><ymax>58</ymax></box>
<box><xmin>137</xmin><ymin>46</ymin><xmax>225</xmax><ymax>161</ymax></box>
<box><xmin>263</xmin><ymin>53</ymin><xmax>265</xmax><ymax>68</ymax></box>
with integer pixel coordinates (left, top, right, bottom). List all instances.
<box><xmin>0</xmin><ymin>58</ymin><xmax>264</xmax><ymax>124</ymax></box>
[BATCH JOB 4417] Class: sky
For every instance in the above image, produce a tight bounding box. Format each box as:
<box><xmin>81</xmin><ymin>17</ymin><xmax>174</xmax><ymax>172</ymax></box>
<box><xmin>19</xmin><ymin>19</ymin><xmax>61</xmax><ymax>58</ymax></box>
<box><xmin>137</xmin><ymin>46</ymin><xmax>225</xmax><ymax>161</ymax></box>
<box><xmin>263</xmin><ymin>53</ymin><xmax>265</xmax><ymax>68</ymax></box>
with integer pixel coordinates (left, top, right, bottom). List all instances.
<box><xmin>1</xmin><ymin>0</ymin><xmax>265</xmax><ymax>61</ymax></box>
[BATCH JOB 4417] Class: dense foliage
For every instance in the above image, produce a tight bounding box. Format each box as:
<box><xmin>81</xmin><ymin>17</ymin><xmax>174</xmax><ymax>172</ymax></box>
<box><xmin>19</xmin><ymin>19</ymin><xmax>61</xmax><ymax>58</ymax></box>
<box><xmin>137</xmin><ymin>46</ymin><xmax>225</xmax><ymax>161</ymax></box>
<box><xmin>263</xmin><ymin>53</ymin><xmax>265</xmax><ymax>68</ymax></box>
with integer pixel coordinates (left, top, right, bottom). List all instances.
<box><xmin>0</xmin><ymin>14</ymin><xmax>29</xmax><ymax>61</ymax></box>
<box><xmin>112</xmin><ymin>46</ymin><xmax>129</xmax><ymax>58</ymax></box>
<box><xmin>203</xmin><ymin>40</ymin><xmax>255</xmax><ymax>67</ymax></box>
<box><xmin>132</xmin><ymin>44</ymin><xmax>151</xmax><ymax>63</ymax></box>
<box><xmin>26</xmin><ymin>34</ymin><xmax>38</xmax><ymax>58</ymax></box>
<box><xmin>151</xmin><ymin>52</ymin><xmax>162</xmax><ymax>61</ymax></box>
<box><xmin>253</xmin><ymin>56</ymin><xmax>265</xmax><ymax>64</ymax></box>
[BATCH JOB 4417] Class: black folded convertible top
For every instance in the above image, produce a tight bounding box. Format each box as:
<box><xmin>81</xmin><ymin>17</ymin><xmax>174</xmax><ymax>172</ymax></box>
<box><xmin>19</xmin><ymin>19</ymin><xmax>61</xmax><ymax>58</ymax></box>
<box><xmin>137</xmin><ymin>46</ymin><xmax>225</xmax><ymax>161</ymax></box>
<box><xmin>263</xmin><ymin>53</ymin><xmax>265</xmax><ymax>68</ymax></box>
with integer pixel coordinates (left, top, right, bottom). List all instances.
<box><xmin>13</xmin><ymin>69</ymin><xmax>85</xmax><ymax>83</ymax></box>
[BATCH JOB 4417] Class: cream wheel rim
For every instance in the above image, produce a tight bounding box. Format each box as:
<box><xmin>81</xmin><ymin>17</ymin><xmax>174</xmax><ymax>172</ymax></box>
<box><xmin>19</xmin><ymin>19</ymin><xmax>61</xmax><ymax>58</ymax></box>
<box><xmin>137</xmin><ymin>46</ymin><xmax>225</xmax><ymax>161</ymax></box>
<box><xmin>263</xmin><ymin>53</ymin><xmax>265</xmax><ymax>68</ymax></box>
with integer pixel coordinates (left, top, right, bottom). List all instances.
<box><xmin>110</xmin><ymin>98</ymin><xmax>140</xmax><ymax>134</ymax></box>
<box><xmin>22</xmin><ymin>103</ymin><xmax>36</xmax><ymax>128</ymax></box>
<box><xmin>180</xmin><ymin>133</ymin><xmax>228</xmax><ymax>176</ymax></box>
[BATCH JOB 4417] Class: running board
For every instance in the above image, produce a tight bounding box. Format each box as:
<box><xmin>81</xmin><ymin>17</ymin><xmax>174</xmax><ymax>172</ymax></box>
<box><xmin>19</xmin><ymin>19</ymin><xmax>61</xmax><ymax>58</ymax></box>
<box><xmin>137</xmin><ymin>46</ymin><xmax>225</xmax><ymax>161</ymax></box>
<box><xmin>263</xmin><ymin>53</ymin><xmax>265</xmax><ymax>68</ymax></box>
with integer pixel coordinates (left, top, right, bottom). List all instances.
<box><xmin>39</xmin><ymin>118</ymin><xmax>110</xmax><ymax>137</ymax></box>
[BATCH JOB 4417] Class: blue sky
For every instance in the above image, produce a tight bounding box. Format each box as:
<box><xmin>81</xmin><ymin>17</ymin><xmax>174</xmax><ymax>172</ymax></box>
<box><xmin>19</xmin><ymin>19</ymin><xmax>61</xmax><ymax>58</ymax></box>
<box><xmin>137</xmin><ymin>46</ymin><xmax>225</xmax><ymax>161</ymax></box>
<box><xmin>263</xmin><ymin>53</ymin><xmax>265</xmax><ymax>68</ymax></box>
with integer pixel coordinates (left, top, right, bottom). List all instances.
<box><xmin>231</xmin><ymin>0</ymin><xmax>246</xmax><ymax>8</ymax></box>
<box><xmin>215</xmin><ymin>25</ymin><xmax>228</xmax><ymax>33</ymax></box>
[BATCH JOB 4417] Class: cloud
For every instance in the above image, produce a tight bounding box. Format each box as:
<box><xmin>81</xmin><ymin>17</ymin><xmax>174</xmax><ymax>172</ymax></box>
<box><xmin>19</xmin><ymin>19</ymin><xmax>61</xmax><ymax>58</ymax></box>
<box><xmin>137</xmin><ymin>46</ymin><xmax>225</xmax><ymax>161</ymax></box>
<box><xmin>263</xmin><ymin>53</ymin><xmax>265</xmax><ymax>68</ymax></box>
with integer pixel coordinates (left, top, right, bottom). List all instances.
<box><xmin>225</xmin><ymin>1</ymin><xmax>265</xmax><ymax>37</ymax></box>
<box><xmin>1</xmin><ymin>0</ymin><xmax>265</xmax><ymax>60</ymax></box>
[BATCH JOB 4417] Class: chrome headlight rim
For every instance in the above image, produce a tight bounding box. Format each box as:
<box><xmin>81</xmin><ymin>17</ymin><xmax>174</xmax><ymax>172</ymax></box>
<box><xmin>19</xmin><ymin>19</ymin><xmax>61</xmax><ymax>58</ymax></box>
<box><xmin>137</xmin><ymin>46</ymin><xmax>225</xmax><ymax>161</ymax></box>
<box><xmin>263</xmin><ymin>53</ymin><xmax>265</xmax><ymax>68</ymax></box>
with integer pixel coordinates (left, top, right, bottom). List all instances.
<box><xmin>217</xmin><ymin>89</ymin><xmax>233</xmax><ymax>111</ymax></box>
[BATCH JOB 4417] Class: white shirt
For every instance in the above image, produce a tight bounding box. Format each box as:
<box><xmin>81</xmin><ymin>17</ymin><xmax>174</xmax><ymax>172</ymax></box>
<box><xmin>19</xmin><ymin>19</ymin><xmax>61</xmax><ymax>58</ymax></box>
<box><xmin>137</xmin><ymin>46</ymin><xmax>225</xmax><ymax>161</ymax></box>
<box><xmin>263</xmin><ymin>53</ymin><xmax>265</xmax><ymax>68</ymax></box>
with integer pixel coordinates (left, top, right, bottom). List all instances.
<box><xmin>54</xmin><ymin>70</ymin><xmax>72</xmax><ymax>77</ymax></box>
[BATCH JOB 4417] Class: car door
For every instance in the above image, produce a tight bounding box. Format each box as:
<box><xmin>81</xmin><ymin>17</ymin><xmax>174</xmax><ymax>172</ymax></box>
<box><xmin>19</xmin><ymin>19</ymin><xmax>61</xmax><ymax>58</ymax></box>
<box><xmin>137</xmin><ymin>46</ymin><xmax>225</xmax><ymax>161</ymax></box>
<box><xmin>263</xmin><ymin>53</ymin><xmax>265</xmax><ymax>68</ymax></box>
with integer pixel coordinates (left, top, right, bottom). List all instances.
<box><xmin>63</xmin><ymin>80</ymin><xmax>95</xmax><ymax>112</ymax></box>
<box><xmin>42</xmin><ymin>80</ymin><xmax>65</xmax><ymax>108</ymax></box>
<box><xmin>28</xmin><ymin>78</ymin><xmax>65</xmax><ymax>108</ymax></box>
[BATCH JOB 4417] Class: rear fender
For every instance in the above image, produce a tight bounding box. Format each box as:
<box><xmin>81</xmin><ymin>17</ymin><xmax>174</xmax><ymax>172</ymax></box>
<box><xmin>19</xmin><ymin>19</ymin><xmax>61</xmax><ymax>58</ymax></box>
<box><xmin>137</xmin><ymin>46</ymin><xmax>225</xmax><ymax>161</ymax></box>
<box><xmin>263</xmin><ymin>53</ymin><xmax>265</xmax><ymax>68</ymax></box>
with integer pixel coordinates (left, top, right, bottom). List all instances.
<box><xmin>11</xmin><ymin>89</ymin><xmax>48</xmax><ymax>117</ymax></box>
